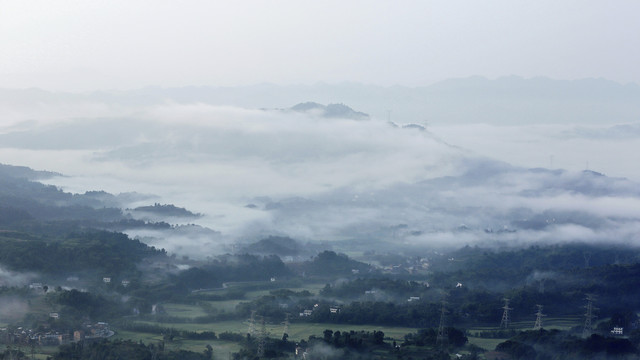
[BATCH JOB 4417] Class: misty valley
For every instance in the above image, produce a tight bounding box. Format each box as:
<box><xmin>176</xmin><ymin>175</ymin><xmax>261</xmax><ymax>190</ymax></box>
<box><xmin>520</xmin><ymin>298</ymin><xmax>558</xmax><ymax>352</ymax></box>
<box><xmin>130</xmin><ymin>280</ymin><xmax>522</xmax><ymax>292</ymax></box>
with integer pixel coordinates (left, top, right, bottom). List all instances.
<box><xmin>1</xmin><ymin>80</ymin><xmax>640</xmax><ymax>360</ymax></box>
<box><xmin>2</xmin><ymin>0</ymin><xmax>640</xmax><ymax>357</ymax></box>
<box><xmin>2</xmin><ymin>145</ymin><xmax>640</xmax><ymax>360</ymax></box>
<box><xmin>3</xmin><ymin>1</ymin><xmax>640</xmax><ymax>358</ymax></box>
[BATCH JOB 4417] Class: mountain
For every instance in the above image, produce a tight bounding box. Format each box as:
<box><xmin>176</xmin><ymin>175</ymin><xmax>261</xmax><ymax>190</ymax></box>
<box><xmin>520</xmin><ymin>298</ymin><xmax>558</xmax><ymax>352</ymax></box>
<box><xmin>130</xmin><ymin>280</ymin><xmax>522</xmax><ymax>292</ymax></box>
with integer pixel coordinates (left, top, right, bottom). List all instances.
<box><xmin>288</xmin><ymin>102</ymin><xmax>370</xmax><ymax>120</ymax></box>
<box><xmin>0</xmin><ymin>163</ymin><xmax>61</xmax><ymax>180</ymax></box>
<box><xmin>2</xmin><ymin>76</ymin><xmax>639</xmax><ymax>125</ymax></box>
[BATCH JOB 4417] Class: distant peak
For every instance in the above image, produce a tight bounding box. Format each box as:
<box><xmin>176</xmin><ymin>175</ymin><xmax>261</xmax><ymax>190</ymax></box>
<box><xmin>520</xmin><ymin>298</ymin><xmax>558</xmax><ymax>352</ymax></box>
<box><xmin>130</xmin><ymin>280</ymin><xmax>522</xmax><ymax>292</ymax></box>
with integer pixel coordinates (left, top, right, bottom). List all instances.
<box><xmin>288</xmin><ymin>102</ymin><xmax>369</xmax><ymax>120</ymax></box>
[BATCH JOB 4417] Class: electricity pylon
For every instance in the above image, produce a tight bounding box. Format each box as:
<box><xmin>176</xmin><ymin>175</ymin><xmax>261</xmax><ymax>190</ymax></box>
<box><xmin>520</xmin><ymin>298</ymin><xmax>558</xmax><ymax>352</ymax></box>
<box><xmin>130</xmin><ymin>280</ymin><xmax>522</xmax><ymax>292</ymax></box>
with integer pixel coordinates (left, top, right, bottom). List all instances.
<box><xmin>582</xmin><ymin>294</ymin><xmax>598</xmax><ymax>337</ymax></box>
<box><xmin>247</xmin><ymin>310</ymin><xmax>256</xmax><ymax>337</ymax></box>
<box><xmin>436</xmin><ymin>301</ymin><xmax>448</xmax><ymax>345</ymax></box>
<box><xmin>281</xmin><ymin>313</ymin><xmax>290</xmax><ymax>340</ymax></box>
<box><xmin>533</xmin><ymin>305</ymin><xmax>545</xmax><ymax>330</ymax></box>
<box><xmin>256</xmin><ymin>315</ymin><xmax>267</xmax><ymax>358</ymax></box>
<box><xmin>500</xmin><ymin>298</ymin><xmax>512</xmax><ymax>329</ymax></box>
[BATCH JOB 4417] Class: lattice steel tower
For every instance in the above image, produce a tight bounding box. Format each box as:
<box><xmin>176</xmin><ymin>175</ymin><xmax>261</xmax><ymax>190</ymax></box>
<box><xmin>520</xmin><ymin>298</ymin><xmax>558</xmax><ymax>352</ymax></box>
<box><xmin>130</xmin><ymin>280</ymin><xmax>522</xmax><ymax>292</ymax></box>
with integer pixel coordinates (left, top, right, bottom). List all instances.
<box><xmin>533</xmin><ymin>305</ymin><xmax>546</xmax><ymax>330</ymax></box>
<box><xmin>256</xmin><ymin>315</ymin><xmax>267</xmax><ymax>358</ymax></box>
<box><xmin>247</xmin><ymin>310</ymin><xmax>257</xmax><ymax>338</ymax></box>
<box><xmin>281</xmin><ymin>313</ymin><xmax>290</xmax><ymax>340</ymax></box>
<box><xmin>582</xmin><ymin>294</ymin><xmax>598</xmax><ymax>338</ymax></box>
<box><xmin>436</xmin><ymin>301</ymin><xmax>448</xmax><ymax>345</ymax></box>
<box><xmin>500</xmin><ymin>298</ymin><xmax>512</xmax><ymax>329</ymax></box>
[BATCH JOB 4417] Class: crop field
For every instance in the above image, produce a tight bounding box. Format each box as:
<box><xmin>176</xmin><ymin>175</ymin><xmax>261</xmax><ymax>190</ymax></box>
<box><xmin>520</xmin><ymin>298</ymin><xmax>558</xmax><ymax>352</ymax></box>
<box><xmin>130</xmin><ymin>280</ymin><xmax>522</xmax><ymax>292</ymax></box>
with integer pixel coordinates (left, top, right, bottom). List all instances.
<box><xmin>467</xmin><ymin>336</ymin><xmax>504</xmax><ymax>350</ymax></box>
<box><xmin>159</xmin><ymin>283</ymin><xmax>328</xmax><ymax>319</ymax></box>
<box><xmin>162</xmin><ymin>303</ymin><xmax>209</xmax><ymax>318</ymax></box>
<box><xmin>202</xmin><ymin>299</ymin><xmax>244</xmax><ymax>313</ymax></box>
<box><xmin>113</xmin><ymin>330</ymin><xmax>241</xmax><ymax>360</ymax></box>
<box><xmin>127</xmin><ymin>318</ymin><xmax>419</xmax><ymax>342</ymax></box>
<box><xmin>465</xmin><ymin>316</ymin><xmax>583</xmax><ymax>350</ymax></box>
<box><xmin>466</xmin><ymin>316</ymin><xmax>582</xmax><ymax>333</ymax></box>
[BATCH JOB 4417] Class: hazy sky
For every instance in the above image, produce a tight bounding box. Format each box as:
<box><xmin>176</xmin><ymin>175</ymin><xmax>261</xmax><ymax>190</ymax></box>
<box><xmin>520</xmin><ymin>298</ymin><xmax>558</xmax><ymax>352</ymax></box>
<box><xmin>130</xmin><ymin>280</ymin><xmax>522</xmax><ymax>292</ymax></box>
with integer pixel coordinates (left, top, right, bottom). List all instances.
<box><xmin>1</xmin><ymin>0</ymin><xmax>639</xmax><ymax>91</ymax></box>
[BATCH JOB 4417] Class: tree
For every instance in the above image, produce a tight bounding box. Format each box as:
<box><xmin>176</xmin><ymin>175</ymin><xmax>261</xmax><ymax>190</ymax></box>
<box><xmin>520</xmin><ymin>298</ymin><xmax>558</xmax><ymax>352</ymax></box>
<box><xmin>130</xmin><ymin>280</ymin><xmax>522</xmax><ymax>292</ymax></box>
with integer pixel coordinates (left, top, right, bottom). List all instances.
<box><xmin>204</xmin><ymin>344</ymin><xmax>213</xmax><ymax>359</ymax></box>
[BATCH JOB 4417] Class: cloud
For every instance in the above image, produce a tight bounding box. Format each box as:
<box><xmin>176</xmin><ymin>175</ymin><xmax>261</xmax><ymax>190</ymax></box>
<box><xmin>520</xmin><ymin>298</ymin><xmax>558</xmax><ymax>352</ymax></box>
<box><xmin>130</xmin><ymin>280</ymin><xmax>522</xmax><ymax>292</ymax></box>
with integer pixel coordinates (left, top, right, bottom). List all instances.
<box><xmin>0</xmin><ymin>297</ymin><xmax>29</xmax><ymax>323</ymax></box>
<box><xmin>0</xmin><ymin>266</ymin><xmax>37</xmax><ymax>287</ymax></box>
<box><xmin>2</xmin><ymin>98</ymin><xmax>640</xmax><ymax>257</ymax></box>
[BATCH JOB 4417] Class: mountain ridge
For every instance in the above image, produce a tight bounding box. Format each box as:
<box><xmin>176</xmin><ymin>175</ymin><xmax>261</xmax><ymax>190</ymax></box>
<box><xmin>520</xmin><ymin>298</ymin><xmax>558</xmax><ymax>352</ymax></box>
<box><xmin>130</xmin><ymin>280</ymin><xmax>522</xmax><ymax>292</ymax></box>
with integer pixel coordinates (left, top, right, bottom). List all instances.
<box><xmin>3</xmin><ymin>76</ymin><xmax>639</xmax><ymax>125</ymax></box>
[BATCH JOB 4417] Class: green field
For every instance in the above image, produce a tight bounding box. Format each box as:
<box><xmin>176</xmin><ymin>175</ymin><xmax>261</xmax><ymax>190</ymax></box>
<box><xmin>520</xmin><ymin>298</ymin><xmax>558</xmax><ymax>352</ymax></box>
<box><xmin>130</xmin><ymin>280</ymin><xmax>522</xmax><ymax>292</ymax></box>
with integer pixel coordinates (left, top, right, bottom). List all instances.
<box><xmin>465</xmin><ymin>316</ymin><xmax>583</xmax><ymax>350</ymax></box>
<box><xmin>128</xmin><ymin>318</ymin><xmax>418</xmax><ymax>342</ymax></box>
<box><xmin>113</xmin><ymin>330</ymin><xmax>241</xmax><ymax>360</ymax></box>
<box><xmin>467</xmin><ymin>336</ymin><xmax>504</xmax><ymax>350</ymax></box>
<box><xmin>163</xmin><ymin>303</ymin><xmax>209</xmax><ymax>318</ymax></box>
<box><xmin>113</xmin><ymin>318</ymin><xmax>418</xmax><ymax>360</ymax></box>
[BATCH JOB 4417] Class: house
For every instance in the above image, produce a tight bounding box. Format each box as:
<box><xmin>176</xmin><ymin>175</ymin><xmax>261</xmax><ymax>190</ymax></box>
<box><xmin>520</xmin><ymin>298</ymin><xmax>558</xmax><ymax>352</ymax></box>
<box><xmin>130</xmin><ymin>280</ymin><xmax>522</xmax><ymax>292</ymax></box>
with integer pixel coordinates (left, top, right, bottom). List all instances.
<box><xmin>407</xmin><ymin>296</ymin><xmax>420</xmax><ymax>302</ymax></box>
<box><xmin>74</xmin><ymin>330</ymin><xmax>85</xmax><ymax>342</ymax></box>
<box><xmin>121</xmin><ymin>280</ymin><xmax>130</xmax><ymax>287</ymax></box>
<box><xmin>29</xmin><ymin>283</ymin><xmax>43</xmax><ymax>291</ymax></box>
<box><xmin>49</xmin><ymin>312</ymin><xmax>59</xmax><ymax>319</ymax></box>
<box><xmin>611</xmin><ymin>327</ymin><xmax>624</xmax><ymax>335</ymax></box>
<box><xmin>103</xmin><ymin>277</ymin><xmax>111</xmax><ymax>283</ymax></box>
<box><xmin>300</xmin><ymin>309</ymin><xmax>313</xmax><ymax>317</ymax></box>
<box><xmin>329</xmin><ymin>306</ymin><xmax>341</xmax><ymax>314</ymax></box>
<box><xmin>38</xmin><ymin>333</ymin><xmax>69</xmax><ymax>346</ymax></box>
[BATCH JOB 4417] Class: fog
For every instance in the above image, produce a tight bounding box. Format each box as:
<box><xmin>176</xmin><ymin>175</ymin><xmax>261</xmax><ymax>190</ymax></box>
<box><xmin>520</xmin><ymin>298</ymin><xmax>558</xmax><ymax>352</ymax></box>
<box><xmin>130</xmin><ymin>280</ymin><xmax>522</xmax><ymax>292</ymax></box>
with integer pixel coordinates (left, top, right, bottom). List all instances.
<box><xmin>2</xmin><ymin>2</ymin><xmax>640</xmax><ymax>91</ymax></box>
<box><xmin>1</xmin><ymin>88</ymin><xmax>640</xmax><ymax>258</ymax></box>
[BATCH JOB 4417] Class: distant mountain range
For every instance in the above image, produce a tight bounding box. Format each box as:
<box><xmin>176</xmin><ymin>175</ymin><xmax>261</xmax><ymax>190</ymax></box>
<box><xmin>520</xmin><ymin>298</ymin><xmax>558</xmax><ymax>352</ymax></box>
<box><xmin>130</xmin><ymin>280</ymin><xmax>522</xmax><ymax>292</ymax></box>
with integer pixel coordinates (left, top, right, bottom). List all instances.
<box><xmin>2</xmin><ymin>76</ymin><xmax>639</xmax><ymax>124</ymax></box>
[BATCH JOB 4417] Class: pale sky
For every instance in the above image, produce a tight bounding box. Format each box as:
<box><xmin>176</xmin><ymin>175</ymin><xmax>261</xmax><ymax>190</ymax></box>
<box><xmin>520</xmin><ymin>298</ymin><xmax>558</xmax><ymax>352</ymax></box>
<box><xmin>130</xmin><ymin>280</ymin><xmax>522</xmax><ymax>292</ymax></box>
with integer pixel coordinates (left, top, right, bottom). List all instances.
<box><xmin>1</xmin><ymin>0</ymin><xmax>639</xmax><ymax>91</ymax></box>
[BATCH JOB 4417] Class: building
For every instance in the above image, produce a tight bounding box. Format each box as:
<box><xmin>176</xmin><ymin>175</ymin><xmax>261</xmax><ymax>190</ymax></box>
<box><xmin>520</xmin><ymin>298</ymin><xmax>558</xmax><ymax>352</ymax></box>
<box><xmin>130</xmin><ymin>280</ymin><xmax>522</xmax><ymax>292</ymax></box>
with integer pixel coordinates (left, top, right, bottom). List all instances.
<box><xmin>611</xmin><ymin>327</ymin><xmax>624</xmax><ymax>335</ymax></box>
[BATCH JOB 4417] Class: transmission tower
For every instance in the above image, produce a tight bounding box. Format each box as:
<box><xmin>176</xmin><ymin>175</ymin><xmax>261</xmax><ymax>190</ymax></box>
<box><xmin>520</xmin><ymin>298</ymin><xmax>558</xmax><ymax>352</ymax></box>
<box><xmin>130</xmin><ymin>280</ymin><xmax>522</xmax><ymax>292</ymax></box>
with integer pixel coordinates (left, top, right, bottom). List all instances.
<box><xmin>256</xmin><ymin>315</ymin><xmax>267</xmax><ymax>358</ymax></box>
<box><xmin>584</xmin><ymin>252</ymin><xmax>592</xmax><ymax>269</ymax></box>
<box><xmin>281</xmin><ymin>313</ymin><xmax>290</xmax><ymax>340</ymax></box>
<box><xmin>500</xmin><ymin>298</ymin><xmax>512</xmax><ymax>329</ymax></box>
<box><xmin>582</xmin><ymin>294</ymin><xmax>598</xmax><ymax>337</ymax></box>
<box><xmin>247</xmin><ymin>310</ymin><xmax>256</xmax><ymax>338</ymax></box>
<box><xmin>533</xmin><ymin>305</ymin><xmax>546</xmax><ymax>330</ymax></box>
<box><xmin>436</xmin><ymin>301</ymin><xmax>448</xmax><ymax>345</ymax></box>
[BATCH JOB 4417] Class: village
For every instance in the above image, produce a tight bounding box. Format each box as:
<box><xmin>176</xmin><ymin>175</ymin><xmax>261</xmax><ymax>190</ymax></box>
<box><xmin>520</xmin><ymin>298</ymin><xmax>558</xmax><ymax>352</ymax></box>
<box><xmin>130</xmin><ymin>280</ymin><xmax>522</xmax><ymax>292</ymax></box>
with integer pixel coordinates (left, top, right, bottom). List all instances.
<box><xmin>0</xmin><ymin>321</ymin><xmax>113</xmax><ymax>347</ymax></box>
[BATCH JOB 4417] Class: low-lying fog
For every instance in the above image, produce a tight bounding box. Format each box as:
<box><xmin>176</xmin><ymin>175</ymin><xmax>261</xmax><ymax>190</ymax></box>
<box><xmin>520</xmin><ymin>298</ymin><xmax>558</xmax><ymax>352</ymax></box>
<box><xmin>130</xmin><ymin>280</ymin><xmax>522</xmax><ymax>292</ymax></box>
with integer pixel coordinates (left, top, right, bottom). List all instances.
<box><xmin>1</xmin><ymin>88</ymin><xmax>639</xmax><ymax>258</ymax></box>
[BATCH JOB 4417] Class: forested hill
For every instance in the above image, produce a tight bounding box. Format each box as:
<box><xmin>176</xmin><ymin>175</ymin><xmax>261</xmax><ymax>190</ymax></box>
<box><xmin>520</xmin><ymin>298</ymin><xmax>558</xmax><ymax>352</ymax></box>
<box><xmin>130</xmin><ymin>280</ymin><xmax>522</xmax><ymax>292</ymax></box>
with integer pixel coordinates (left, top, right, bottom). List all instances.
<box><xmin>0</xmin><ymin>228</ymin><xmax>164</xmax><ymax>274</ymax></box>
<box><xmin>0</xmin><ymin>163</ymin><xmax>61</xmax><ymax>180</ymax></box>
<box><xmin>0</xmin><ymin>164</ymin><xmax>168</xmax><ymax>275</ymax></box>
<box><xmin>0</xmin><ymin>164</ymin><xmax>123</xmax><ymax>222</ymax></box>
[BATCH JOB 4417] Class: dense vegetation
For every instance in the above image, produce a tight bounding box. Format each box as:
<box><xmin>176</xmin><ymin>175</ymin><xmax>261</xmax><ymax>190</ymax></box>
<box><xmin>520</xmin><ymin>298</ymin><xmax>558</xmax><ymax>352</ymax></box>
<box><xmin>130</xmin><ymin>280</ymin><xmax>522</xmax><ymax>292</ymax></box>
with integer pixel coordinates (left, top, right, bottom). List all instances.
<box><xmin>52</xmin><ymin>339</ymin><xmax>213</xmax><ymax>360</ymax></box>
<box><xmin>0</xmin><ymin>228</ymin><xmax>163</xmax><ymax>274</ymax></box>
